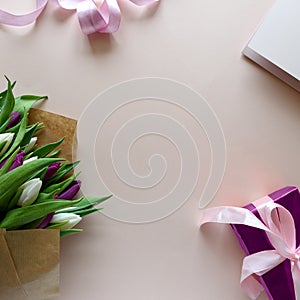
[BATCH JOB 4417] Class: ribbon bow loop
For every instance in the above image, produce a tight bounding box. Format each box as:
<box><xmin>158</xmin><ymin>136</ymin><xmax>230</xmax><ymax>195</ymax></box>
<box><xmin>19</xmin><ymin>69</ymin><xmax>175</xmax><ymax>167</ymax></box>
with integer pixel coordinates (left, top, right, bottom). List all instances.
<box><xmin>200</xmin><ymin>196</ymin><xmax>300</xmax><ymax>299</ymax></box>
<box><xmin>257</xmin><ymin>202</ymin><xmax>296</xmax><ymax>259</ymax></box>
<box><xmin>0</xmin><ymin>0</ymin><xmax>159</xmax><ymax>35</ymax></box>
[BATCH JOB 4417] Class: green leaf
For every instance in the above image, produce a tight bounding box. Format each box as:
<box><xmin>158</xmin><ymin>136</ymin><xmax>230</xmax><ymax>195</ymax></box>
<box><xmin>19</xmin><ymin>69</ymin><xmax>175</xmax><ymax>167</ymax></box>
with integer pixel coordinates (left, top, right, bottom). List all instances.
<box><xmin>46</xmin><ymin>149</ymin><xmax>61</xmax><ymax>158</ymax></box>
<box><xmin>0</xmin><ymin>198</ymin><xmax>80</xmax><ymax>230</ymax></box>
<box><xmin>0</xmin><ymin>78</ymin><xmax>15</xmax><ymax>127</ymax></box>
<box><xmin>19</xmin><ymin>217</ymin><xmax>44</xmax><ymax>229</ymax></box>
<box><xmin>0</xmin><ymin>147</ymin><xmax>20</xmax><ymax>176</ymax></box>
<box><xmin>0</xmin><ymin>157</ymin><xmax>62</xmax><ymax>212</ymax></box>
<box><xmin>46</xmin><ymin>221</ymin><xmax>68</xmax><ymax>229</ymax></box>
<box><xmin>27</xmin><ymin>166</ymin><xmax>48</xmax><ymax>181</ymax></box>
<box><xmin>35</xmin><ymin>190</ymin><xmax>58</xmax><ymax>204</ymax></box>
<box><xmin>60</xmin><ymin>229</ymin><xmax>82</xmax><ymax>237</ymax></box>
<box><xmin>5</xmin><ymin>122</ymin><xmax>20</xmax><ymax>134</ymax></box>
<box><xmin>74</xmin><ymin>207</ymin><xmax>100</xmax><ymax>217</ymax></box>
<box><xmin>20</xmin><ymin>123</ymin><xmax>39</xmax><ymax>148</ymax></box>
<box><xmin>14</xmin><ymin>95</ymin><xmax>47</xmax><ymax>117</ymax></box>
<box><xmin>6</xmin><ymin>188</ymin><xmax>23</xmax><ymax>211</ymax></box>
<box><xmin>42</xmin><ymin>173</ymin><xmax>78</xmax><ymax>194</ymax></box>
<box><xmin>30</xmin><ymin>137</ymin><xmax>64</xmax><ymax>158</ymax></box>
<box><xmin>57</xmin><ymin>196</ymin><xmax>111</xmax><ymax>213</ymax></box>
<box><xmin>0</xmin><ymin>112</ymin><xmax>27</xmax><ymax>162</ymax></box>
<box><xmin>0</xmin><ymin>80</ymin><xmax>15</xmax><ymax>106</ymax></box>
<box><xmin>0</xmin><ymin>141</ymin><xmax>6</xmax><ymax>153</ymax></box>
<box><xmin>0</xmin><ymin>118</ymin><xmax>12</xmax><ymax>134</ymax></box>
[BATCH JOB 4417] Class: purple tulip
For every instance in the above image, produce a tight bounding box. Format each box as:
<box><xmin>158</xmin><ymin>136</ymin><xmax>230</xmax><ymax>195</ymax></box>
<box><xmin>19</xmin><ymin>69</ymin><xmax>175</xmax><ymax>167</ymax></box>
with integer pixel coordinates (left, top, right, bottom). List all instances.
<box><xmin>55</xmin><ymin>180</ymin><xmax>81</xmax><ymax>200</ymax></box>
<box><xmin>37</xmin><ymin>180</ymin><xmax>81</xmax><ymax>229</ymax></box>
<box><xmin>0</xmin><ymin>150</ymin><xmax>24</xmax><ymax>171</ymax></box>
<box><xmin>37</xmin><ymin>212</ymin><xmax>55</xmax><ymax>229</ymax></box>
<box><xmin>43</xmin><ymin>162</ymin><xmax>61</xmax><ymax>182</ymax></box>
<box><xmin>7</xmin><ymin>112</ymin><xmax>21</xmax><ymax>129</ymax></box>
<box><xmin>8</xmin><ymin>150</ymin><xmax>25</xmax><ymax>171</ymax></box>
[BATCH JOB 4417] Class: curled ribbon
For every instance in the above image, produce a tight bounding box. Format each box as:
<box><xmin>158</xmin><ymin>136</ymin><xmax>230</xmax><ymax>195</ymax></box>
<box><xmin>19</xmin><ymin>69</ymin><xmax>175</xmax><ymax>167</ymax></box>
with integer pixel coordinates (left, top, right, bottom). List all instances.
<box><xmin>0</xmin><ymin>0</ymin><xmax>159</xmax><ymax>35</ymax></box>
<box><xmin>200</xmin><ymin>197</ymin><xmax>300</xmax><ymax>300</ymax></box>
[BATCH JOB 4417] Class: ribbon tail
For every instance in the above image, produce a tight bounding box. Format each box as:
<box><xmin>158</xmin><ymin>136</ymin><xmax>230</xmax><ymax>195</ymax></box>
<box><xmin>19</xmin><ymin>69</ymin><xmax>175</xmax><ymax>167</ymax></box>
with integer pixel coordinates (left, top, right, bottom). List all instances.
<box><xmin>292</xmin><ymin>261</ymin><xmax>300</xmax><ymax>300</ymax></box>
<box><xmin>0</xmin><ymin>0</ymin><xmax>48</xmax><ymax>26</ymax></box>
<box><xmin>241</xmin><ymin>250</ymin><xmax>285</xmax><ymax>299</ymax></box>
<box><xmin>57</xmin><ymin>0</ymin><xmax>83</xmax><ymax>10</ymax></box>
<box><xmin>200</xmin><ymin>206</ymin><xmax>270</xmax><ymax>232</ymax></box>
<box><xmin>129</xmin><ymin>0</ymin><xmax>159</xmax><ymax>6</ymax></box>
<box><xmin>241</xmin><ymin>275</ymin><xmax>264</xmax><ymax>300</ymax></box>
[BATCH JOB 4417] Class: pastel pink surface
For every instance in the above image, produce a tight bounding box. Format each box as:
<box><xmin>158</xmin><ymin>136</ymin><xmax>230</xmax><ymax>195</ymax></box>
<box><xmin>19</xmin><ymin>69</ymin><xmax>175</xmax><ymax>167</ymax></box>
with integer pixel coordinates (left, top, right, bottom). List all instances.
<box><xmin>1</xmin><ymin>0</ymin><xmax>299</xmax><ymax>300</ymax></box>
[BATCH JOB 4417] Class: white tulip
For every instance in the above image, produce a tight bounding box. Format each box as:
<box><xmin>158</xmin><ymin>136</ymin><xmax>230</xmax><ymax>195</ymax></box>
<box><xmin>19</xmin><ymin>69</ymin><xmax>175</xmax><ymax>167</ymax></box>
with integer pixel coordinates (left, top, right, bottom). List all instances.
<box><xmin>24</xmin><ymin>137</ymin><xmax>37</xmax><ymax>153</ymax></box>
<box><xmin>0</xmin><ymin>133</ymin><xmax>14</xmax><ymax>156</ymax></box>
<box><xmin>23</xmin><ymin>156</ymin><xmax>38</xmax><ymax>164</ymax></box>
<box><xmin>17</xmin><ymin>178</ymin><xmax>42</xmax><ymax>206</ymax></box>
<box><xmin>56</xmin><ymin>207</ymin><xmax>77</xmax><ymax>213</ymax></box>
<box><xmin>50</xmin><ymin>213</ymin><xmax>82</xmax><ymax>230</ymax></box>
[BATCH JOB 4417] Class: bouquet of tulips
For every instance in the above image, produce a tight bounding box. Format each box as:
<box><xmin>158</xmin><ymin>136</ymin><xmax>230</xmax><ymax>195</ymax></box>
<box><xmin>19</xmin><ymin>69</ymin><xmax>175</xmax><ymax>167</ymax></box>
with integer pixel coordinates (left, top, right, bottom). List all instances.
<box><xmin>0</xmin><ymin>77</ymin><xmax>109</xmax><ymax>299</ymax></box>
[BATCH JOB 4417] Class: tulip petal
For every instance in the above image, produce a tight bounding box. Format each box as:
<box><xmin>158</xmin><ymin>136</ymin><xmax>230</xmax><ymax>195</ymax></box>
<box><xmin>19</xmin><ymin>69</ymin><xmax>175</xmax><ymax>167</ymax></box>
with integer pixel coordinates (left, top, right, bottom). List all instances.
<box><xmin>24</xmin><ymin>136</ymin><xmax>37</xmax><ymax>153</ymax></box>
<box><xmin>37</xmin><ymin>212</ymin><xmax>55</xmax><ymax>228</ymax></box>
<box><xmin>58</xmin><ymin>180</ymin><xmax>81</xmax><ymax>200</ymax></box>
<box><xmin>0</xmin><ymin>112</ymin><xmax>27</xmax><ymax>161</ymax></box>
<box><xmin>50</xmin><ymin>212</ymin><xmax>82</xmax><ymax>230</ymax></box>
<box><xmin>44</xmin><ymin>161</ymin><xmax>79</xmax><ymax>186</ymax></box>
<box><xmin>8</xmin><ymin>150</ymin><xmax>24</xmax><ymax>171</ymax></box>
<box><xmin>0</xmin><ymin>147</ymin><xmax>19</xmax><ymax>175</ymax></box>
<box><xmin>7</xmin><ymin>112</ymin><xmax>21</xmax><ymax>129</ymax></box>
<box><xmin>43</xmin><ymin>162</ymin><xmax>61</xmax><ymax>182</ymax></box>
<box><xmin>0</xmin><ymin>133</ymin><xmax>14</xmax><ymax>157</ymax></box>
<box><xmin>17</xmin><ymin>178</ymin><xmax>42</xmax><ymax>206</ymax></box>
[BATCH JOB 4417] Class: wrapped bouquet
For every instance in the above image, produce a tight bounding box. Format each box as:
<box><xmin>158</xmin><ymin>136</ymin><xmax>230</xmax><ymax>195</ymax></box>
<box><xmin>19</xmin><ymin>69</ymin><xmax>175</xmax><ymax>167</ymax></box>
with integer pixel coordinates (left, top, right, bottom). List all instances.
<box><xmin>0</xmin><ymin>77</ymin><xmax>110</xmax><ymax>299</ymax></box>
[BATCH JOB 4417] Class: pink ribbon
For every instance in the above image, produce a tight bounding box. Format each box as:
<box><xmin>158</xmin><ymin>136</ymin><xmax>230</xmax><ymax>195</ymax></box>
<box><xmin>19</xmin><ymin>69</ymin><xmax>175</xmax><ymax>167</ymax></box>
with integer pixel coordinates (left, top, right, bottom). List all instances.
<box><xmin>0</xmin><ymin>0</ymin><xmax>159</xmax><ymax>35</ymax></box>
<box><xmin>0</xmin><ymin>0</ymin><xmax>47</xmax><ymax>26</ymax></box>
<box><xmin>200</xmin><ymin>196</ymin><xmax>300</xmax><ymax>300</ymax></box>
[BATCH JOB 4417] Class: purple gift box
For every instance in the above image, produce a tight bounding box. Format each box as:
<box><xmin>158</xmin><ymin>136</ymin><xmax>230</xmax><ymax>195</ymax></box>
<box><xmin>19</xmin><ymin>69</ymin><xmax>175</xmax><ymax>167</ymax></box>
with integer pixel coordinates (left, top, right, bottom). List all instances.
<box><xmin>231</xmin><ymin>186</ymin><xmax>300</xmax><ymax>300</ymax></box>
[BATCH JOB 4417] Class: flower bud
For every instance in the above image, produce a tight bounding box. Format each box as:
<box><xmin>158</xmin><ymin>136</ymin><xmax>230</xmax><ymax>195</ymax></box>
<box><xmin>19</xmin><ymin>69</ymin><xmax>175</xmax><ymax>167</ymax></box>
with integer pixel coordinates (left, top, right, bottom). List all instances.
<box><xmin>43</xmin><ymin>162</ymin><xmax>61</xmax><ymax>182</ymax></box>
<box><xmin>37</xmin><ymin>212</ymin><xmax>55</xmax><ymax>229</ymax></box>
<box><xmin>50</xmin><ymin>213</ymin><xmax>82</xmax><ymax>230</ymax></box>
<box><xmin>8</xmin><ymin>150</ymin><xmax>24</xmax><ymax>171</ymax></box>
<box><xmin>0</xmin><ymin>133</ymin><xmax>14</xmax><ymax>156</ymax></box>
<box><xmin>56</xmin><ymin>180</ymin><xmax>81</xmax><ymax>200</ymax></box>
<box><xmin>24</xmin><ymin>137</ymin><xmax>37</xmax><ymax>153</ymax></box>
<box><xmin>23</xmin><ymin>156</ymin><xmax>38</xmax><ymax>164</ymax></box>
<box><xmin>7</xmin><ymin>112</ymin><xmax>21</xmax><ymax>129</ymax></box>
<box><xmin>17</xmin><ymin>178</ymin><xmax>42</xmax><ymax>206</ymax></box>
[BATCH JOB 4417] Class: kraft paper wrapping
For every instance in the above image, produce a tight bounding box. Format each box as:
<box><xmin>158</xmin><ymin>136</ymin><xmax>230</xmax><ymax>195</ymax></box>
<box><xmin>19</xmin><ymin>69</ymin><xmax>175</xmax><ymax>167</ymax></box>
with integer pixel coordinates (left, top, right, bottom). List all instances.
<box><xmin>28</xmin><ymin>108</ymin><xmax>77</xmax><ymax>162</ymax></box>
<box><xmin>0</xmin><ymin>109</ymin><xmax>77</xmax><ymax>299</ymax></box>
<box><xmin>0</xmin><ymin>229</ymin><xmax>60</xmax><ymax>299</ymax></box>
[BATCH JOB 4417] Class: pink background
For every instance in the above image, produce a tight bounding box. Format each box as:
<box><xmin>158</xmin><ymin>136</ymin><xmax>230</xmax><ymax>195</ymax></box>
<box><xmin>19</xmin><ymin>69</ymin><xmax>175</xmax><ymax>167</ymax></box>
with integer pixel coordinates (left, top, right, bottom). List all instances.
<box><xmin>1</xmin><ymin>0</ymin><xmax>299</xmax><ymax>299</ymax></box>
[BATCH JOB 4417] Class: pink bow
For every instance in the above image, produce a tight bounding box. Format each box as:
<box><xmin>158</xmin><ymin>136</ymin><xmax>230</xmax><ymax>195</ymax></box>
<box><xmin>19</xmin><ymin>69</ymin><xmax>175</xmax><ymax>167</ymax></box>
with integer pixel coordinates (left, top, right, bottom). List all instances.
<box><xmin>0</xmin><ymin>0</ymin><xmax>159</xmax><ymax>35</ymax></box>
<box><xmin>200</xmin><ymin>197</ymin><xmax>300</xmax><ymax>299</ymax></box>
